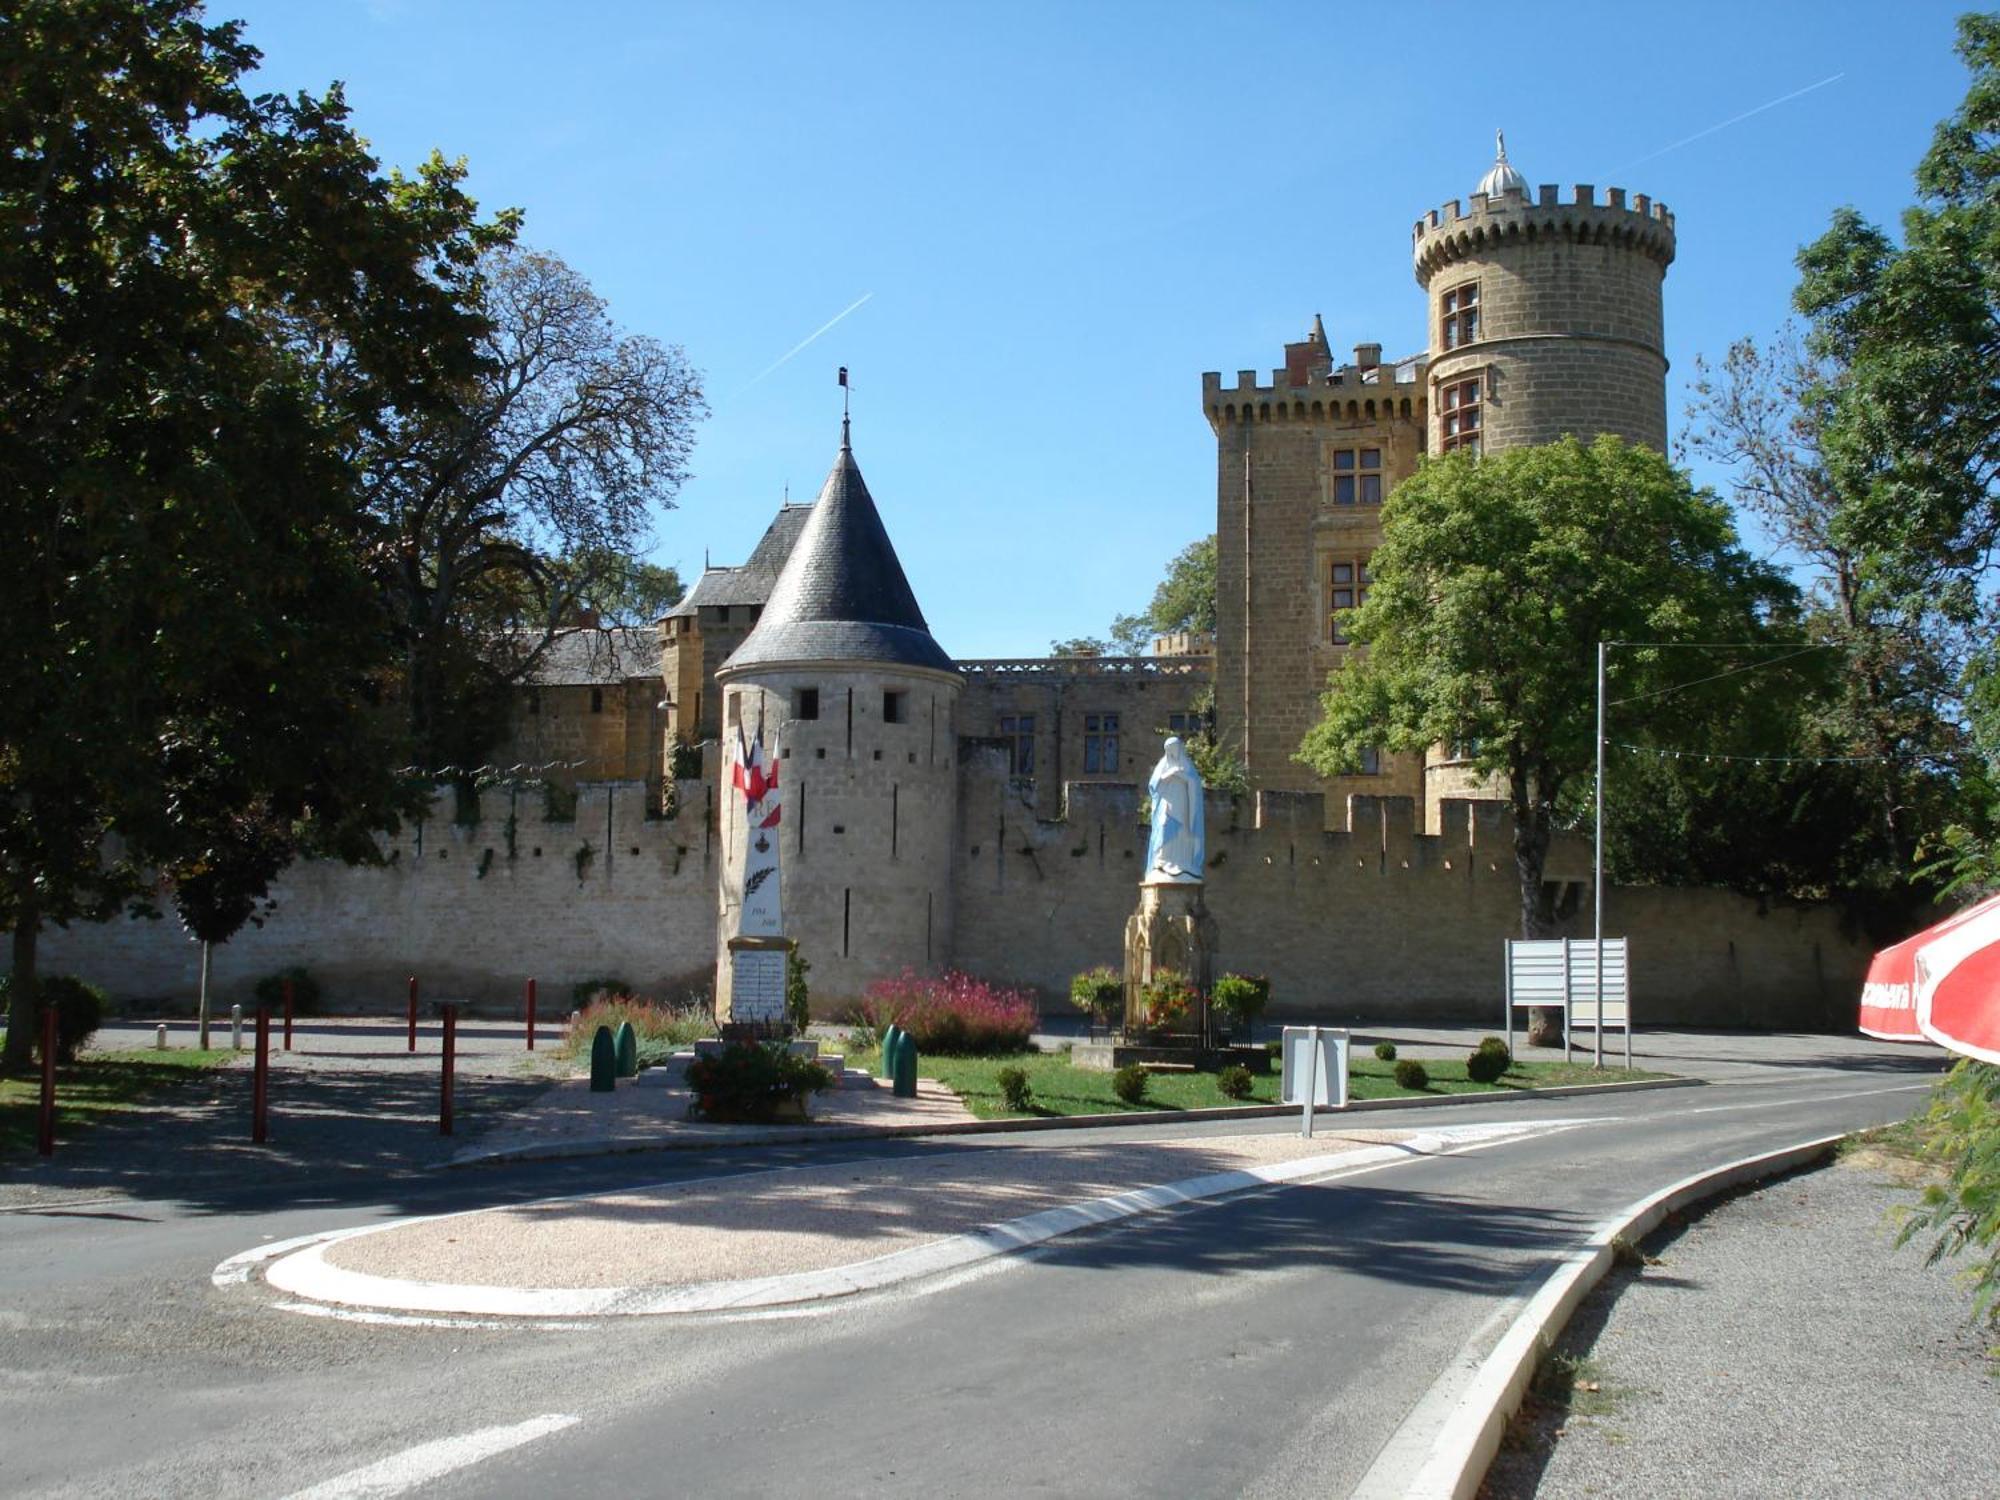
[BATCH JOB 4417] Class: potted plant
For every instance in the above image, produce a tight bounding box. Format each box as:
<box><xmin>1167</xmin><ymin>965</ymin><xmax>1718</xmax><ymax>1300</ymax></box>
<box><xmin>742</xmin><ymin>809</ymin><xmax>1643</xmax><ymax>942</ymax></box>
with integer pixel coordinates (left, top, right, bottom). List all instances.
<box><xmin>1068</xmin><ymin>965</ymin><xmax>1124</xmax><ymax>1035</ymax></box>
<box><xmin>1139</xmin><ymin>970</ymin><xmax>1198</xmax><ymax>1042</ymax></box>
<box><xmin>1210</xmin><ymin>972</ymin><xmax>1271</xmax><ymax>1046</ymax></box>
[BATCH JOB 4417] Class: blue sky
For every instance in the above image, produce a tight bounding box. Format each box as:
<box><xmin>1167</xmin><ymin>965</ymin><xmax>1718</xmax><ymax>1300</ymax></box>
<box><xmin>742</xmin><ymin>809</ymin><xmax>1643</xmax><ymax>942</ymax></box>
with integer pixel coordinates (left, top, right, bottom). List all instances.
<box><xmin>228</xmin><ymin>1</ymin><xmax>1974</xmax><ymax>657</ymax></box>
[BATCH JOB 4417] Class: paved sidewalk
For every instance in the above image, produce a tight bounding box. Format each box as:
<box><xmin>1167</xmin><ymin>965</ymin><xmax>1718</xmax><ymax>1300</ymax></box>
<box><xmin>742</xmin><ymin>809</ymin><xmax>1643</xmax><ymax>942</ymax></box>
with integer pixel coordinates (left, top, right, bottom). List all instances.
<box><xmin>1482</xmin><ymin>1151</ymin><xmax>1999</xmax><ymax>1498</ymax></box>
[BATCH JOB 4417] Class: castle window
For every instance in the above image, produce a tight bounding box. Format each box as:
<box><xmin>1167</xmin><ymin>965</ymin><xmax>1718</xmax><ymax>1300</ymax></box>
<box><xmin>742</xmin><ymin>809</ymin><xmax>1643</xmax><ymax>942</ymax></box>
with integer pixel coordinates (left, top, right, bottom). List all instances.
<box><xmin>1084</xmin><ymin>712</ymin><xmax>1120</xmax><ymax>773</ymax></box>
<box><xmin>1358</xmin><ymin>746</ymin><xmax>1382</xmax><ymax>775</ymax></box>
<box><xmin>715</xmin><ymin>605</ymin><xmax>729</xmax><ymax>624</ymax></box>
<box><xmin>882</xmin><ymin>689</ymin><xmax>906</xmax><ymax>724</ymax></box>
<box><xmin>796</xmin><ymin>687</ymin><xmax>820</xmax><ymax>721</ymax></box>
<box><xmin>1331</xmin><ymin>447</ymin><xmax>1384</xmax><ymax>505</ymax></box>
<box><xmin>590</xmin><ymin>687</ymin><xmax>604</xmax><ymax>714</ymax></box>
<box><xmin>527</xmin><ymin>691</ymin><xmax>541</xmax><ymax>717</ymax></box>
<box><xmin>1327</xmin><ymin>555</ymin><xmax>1372</xmax><ymax>643</ymax></box>
<box><xmin>999</xmin><ymin>713</ymin><xmax>1035</xmax><ymax>775</ymax></box>
<box><xmin>1440</xmin><ymin>379</ymin><xmax>1481</xmax><ymax>453</ymax></box>
<box><xmin>1441</xmin><ymin>282</ymin><xmax>1480</xmax><ymax>349</ymax></box>
<box><xmin>1166</xmin><ymin>711</ymin><xmax>1201</xmax><ymax>737</ymax></box>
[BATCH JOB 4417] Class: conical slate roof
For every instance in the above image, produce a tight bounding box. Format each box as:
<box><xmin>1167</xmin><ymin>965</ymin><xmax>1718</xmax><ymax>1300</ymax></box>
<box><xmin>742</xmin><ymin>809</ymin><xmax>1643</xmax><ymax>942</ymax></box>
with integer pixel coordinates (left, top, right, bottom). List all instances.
<box><xmin>720</xmin><ymin>428</ymin><xmax>956</xmax><ymax>676</ymax></box>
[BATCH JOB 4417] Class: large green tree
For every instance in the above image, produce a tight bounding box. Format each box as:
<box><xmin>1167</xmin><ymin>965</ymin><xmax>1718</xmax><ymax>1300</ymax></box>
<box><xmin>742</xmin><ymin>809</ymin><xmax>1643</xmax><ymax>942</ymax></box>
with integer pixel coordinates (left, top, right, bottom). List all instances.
<box><xmin>1296</xmin><ymin>437</ymin><xmax>1794</xmax><ymax>939</ymax></box>
<box><xmin>0</xmin><ymin>1</ymin><xmax>510</xmax><ymax>1069</ymax></box>
<box><xmin>1793</xmin><ymin>9</ymin><xmax>2000</xmax><ymax>887</ymax></box>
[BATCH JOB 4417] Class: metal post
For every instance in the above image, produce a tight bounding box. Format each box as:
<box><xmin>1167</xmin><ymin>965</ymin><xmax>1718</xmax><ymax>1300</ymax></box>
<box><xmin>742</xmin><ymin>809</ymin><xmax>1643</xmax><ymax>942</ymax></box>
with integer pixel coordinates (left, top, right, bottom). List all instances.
<box><xmin>197</xmin><ymin>939</ymin><xmax>212</xmax><ymax>1050</ymax></box>
<box><xmin>1503</xmin><ymin>939</ymin><xmax>1514</xmax><ymax>1056</ymax></box>
<box><xmin>282</xmin><ymin>976</ymin><xmax>294</xmax><ymax>1052</ymax></box>
<box><xmin>1595</xmin><ymin>639</ymin><xmax>1606</xmax><ymax>1070</ymax></box>
<box><xmin>1300</xmin><ymin>1024</ymin><xmax>1319</xmax><ymax>1140</ymax></box>
<box><xmin>525</xmin><ymin>977</ymin><xmax>537</xmax><ymax>1052</ymax></box>
<box><xmin>1561</xmin><ymin>940</ymin><xmax>1571</xmax><ymax>1064</ymax></box>
<box><xmin>252</xmin><ymin>1005</ymin><xmax>270</xmax><ymax>1143</ymax></box>
<box><xmin>440</xmin><ymin>1003</ymin><xmax>457</xmax><ymax>1135</ymax></box>
<box><xmin>406</xmin><ymin>975</ymin><xmax>418</xmax><ymax>1053</ymax></box>
<box><xmin>37</xmin><ymin>1005</ymin><xmax>57</xmax><ymax>1157</ymax></box>
<box><xmin>230</xmin><ymin>1003</ymin><xmax>243</xmax><ymax>1051</ymax></box>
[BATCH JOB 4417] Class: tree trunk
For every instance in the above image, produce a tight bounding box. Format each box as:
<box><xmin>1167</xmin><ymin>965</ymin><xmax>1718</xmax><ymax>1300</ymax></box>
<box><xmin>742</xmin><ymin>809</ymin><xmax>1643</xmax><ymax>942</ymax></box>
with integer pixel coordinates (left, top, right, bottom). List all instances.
<box><xmin>1511</xmin><ymin>776</ymin><xmax>1565</xmax><ymax>1048</ymax></box>
<box><xmin>3</xmin><ymin>900</ymin><xmax>40</xmax><ymax>1075</ymax></box>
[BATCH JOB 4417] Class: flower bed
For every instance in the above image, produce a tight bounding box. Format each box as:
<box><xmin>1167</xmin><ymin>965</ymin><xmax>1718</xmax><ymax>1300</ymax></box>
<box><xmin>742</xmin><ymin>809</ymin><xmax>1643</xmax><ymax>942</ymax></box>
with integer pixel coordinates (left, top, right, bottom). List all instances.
<box><xmin>851</xmin><ymin>970</ymin><xmax>1037</xmax><ymax>1056</ymax></box>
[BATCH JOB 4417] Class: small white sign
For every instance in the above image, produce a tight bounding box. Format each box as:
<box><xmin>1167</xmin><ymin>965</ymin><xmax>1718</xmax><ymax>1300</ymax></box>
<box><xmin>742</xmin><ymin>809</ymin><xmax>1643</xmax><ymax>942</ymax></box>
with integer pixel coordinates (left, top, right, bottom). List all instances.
<box><xmin>1281</xmin><ymin>1026</ymin><xmax>1349</xmax><ymax>1124</ymax></box>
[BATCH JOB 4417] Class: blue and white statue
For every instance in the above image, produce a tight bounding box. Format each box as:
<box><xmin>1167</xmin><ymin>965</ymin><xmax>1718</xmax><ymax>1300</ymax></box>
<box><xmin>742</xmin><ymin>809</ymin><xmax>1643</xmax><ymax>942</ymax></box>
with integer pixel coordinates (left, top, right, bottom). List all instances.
<box><xmin>1144</xmin><ymin>736</ymin><xmax>1205</xmax><ymax>883</ymax></box>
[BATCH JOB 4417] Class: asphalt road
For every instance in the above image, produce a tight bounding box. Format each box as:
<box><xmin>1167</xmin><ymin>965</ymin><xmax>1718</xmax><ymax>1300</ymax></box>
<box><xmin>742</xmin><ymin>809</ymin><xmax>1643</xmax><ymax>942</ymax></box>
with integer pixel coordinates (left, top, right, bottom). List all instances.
<box><xmin>0</xmin><ymin>1041</ymin><xmax>1944</xmax><ymax>1500</ymax></box>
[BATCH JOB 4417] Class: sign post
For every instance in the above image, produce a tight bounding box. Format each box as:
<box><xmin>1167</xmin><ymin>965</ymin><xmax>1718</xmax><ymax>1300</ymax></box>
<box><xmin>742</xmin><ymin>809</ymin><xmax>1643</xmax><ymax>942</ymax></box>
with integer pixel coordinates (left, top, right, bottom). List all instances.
<box><xmin>439</xmin><ymin>1001</ymin><xmax>459</xmax><ymax>1135</ymax></box>
<box><xmin>252</xmin><ymin>1004</ymin><xmax>271</xmax><ymax>1143</ymax></box>
<box><xmin>406</xmin><ymin>975</ymin><xmax>419</xmax><ymax>1053</ymax></box>
<box><xmin>525</xmin><ymin>976</ymin><xmax>538</xmax><ymax>1052</ymax></box>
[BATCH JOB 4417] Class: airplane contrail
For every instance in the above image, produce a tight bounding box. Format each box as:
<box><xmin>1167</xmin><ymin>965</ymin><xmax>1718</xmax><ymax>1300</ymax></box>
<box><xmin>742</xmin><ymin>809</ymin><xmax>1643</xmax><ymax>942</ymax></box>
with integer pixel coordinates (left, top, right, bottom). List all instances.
<box><xmin>1611</xmin><ymin>73</ymin><xmax>1845</xmax><ymax>174</ymax></box>
<box><xmin>739</xmin><ymin>292</ymin><xmax>875</xmax><ymax>392</ymax></box>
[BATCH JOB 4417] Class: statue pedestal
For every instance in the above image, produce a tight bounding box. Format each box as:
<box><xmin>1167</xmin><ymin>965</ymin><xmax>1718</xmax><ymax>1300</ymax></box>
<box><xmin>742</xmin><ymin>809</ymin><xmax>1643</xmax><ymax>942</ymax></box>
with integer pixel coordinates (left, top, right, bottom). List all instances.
<box><xmin>1122</xmin><ymin>880</ymin><xmax>1218</xmax><ymax>1037</ymax></box>
<box><xmin>719</xmin><ymin>935</ymin><xmax>790</xmax><ymax>1032</ymax></box>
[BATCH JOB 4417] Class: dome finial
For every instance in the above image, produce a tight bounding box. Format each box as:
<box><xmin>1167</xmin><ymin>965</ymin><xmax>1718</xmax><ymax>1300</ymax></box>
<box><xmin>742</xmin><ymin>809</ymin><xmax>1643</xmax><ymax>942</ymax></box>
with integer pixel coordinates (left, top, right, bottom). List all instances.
<box><xmin>1478</xmin><ymin>131</ymin><xmax>1528</xmax><ymax>198</ymax></box>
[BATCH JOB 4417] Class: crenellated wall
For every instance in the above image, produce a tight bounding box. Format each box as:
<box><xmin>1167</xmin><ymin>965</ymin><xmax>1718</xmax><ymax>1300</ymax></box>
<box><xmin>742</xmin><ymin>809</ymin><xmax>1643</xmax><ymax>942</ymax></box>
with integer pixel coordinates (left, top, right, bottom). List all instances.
<box><xmin>33</xmin><ymin>781</ymin><xmax>722</xmax><ymax>1010</ymax></box>
<box><xmin>27</xmin><ymin>756</ymin><xmax>1868</xmax><ymax>1029</ymax></box>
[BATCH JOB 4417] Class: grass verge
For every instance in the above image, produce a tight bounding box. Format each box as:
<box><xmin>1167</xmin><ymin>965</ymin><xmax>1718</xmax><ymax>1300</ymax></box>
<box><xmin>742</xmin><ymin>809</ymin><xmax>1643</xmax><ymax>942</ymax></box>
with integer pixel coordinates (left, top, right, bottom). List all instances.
<box><xmin>0</xmin><ymin>1048</ymin><xmax>236</xmax><ymax>1156</ymax></box>
<box><xmin>843</xmin><ymin>1047</ymin><xmax>1663</xmax><ymax>1119</ymax></box>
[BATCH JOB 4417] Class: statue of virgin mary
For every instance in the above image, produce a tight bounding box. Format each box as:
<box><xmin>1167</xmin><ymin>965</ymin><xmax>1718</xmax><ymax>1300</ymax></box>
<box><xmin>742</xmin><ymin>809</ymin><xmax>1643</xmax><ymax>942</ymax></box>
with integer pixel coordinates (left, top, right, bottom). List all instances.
<box><xmin>1144</xmin><ymin>737</ymin><xmax>1205</xmax><ymax>884</ymax></box>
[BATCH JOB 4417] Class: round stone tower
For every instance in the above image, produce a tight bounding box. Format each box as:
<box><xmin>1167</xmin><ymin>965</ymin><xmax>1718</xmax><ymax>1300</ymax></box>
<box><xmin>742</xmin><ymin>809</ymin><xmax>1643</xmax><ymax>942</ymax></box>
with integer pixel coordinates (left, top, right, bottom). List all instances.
<box><xmin>1412</xmin><ymin>134</ymin><xmax>1677</xmax><ymax>456</ymax></box>
<box><xmin>712</xmin><ymin>419</ymin><xmax>961</xmax><ymax>1018</ymax></box>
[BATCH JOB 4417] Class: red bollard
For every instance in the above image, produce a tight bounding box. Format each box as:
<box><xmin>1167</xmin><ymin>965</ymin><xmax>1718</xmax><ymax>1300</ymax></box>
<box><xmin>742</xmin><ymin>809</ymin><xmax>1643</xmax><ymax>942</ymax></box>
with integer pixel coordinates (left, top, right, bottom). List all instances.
<box><xmin>406</xmin><ymin>975</ymin><xmax>418</xmax><ymax>1053</ymax></box>
<box><xmin>252</xmin><ymin>1004</ymin><xmax>271</xmax><ymax>1143</ymax></box>
<box><xmin>525</xmin><ymin>977</ymin><xmax>537</xmax><ymax>1052</ymax></box>
<box><xmin>439</xmin><ymin>1002</ymin><xmax>457</xmax><ymax>1136</ymax></box>
<box><xmin>282</xmin><ymin>976</ymin><xmax>294</xmax><ymax>1052</ymax></box>
<box><xmin>36</xmin><ymin>1005</ymin><xmax>57</xmax><ymax>1157</ymax></box>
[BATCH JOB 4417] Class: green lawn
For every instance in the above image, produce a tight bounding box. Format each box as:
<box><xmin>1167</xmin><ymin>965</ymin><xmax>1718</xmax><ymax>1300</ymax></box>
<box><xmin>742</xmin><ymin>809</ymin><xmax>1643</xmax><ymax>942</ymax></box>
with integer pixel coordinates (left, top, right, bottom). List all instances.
<box><xmin>846</xmin><ymin>1046</ymin><xmax>1663</xmax><ymax>1120</ymax></box>
<box><xmin>0</xmin><ymin>1047</ymin><xmax>236</xmax><ymax>1155</ymax></box>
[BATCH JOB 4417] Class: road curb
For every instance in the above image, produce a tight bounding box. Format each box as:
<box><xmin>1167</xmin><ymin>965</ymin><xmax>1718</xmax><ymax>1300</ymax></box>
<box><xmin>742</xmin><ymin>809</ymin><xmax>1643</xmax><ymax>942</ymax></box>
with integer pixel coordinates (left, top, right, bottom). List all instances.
<box><xmin>1349</xmin><ymin>1129</ymin><xmax>1848</xmax><ymax>1500</ymax></box>
<box><xmin>444</xmin><ymin>1075</ymin><xmax>1698</xmax><ymax>1169</ymax></box>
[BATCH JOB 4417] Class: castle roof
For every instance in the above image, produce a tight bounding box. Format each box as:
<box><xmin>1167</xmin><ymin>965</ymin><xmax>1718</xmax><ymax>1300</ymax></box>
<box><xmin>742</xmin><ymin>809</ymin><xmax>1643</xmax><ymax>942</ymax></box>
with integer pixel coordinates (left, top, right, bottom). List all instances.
<box><xmin>523</xmin><ymin>626</ymin><xmax>661</xmax><ymax>685</ymax></box>
<box><xmin>720</xmin><ymin>425</ymin><xmax>955</xmax><ymax>676</ymax></box>
<box><xmin>1476</xmin><ymin>130</ymin><xmax>1527</xmax><ymax>198</ymax></box>
<box><xmin>664</xmin><ymin>502</ymin><xmax>814</xmax><ymax>617</ymax></box>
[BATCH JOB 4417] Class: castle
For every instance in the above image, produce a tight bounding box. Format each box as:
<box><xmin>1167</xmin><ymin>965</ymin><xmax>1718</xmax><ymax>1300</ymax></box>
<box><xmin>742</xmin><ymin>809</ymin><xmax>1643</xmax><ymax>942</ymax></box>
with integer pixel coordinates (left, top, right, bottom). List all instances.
<box><xmin>36</xmin><ymin>142</ymin><xmax>1864</xmax><ymax>1027</ymax></box>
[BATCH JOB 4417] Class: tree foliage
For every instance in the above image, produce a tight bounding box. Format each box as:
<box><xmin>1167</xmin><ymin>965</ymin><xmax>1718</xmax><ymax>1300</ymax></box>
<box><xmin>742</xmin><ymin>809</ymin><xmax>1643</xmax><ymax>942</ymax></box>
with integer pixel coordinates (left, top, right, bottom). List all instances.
<box><xmin>1791</xmin><ymin>10</ymin><xmax>2000</xmax><ymax>897</ymax></box>
<box><xmin>1111</xmin><ymin>535</ymin><xmax>1216</xmax><ymax>654</ymax></box>
<box><xmin>365</xmin><ymin>244</ymin><xmax>705</xmax><ymax>771</ymax></box>
<box><xmin>0</xmin><ymin>1</ymin><xmax>509</xmax><ymax>1068</ymax></box>
<box><xmin>1297</xmin><ymin>437</ymin><xmax>1794</xmax><ymax>936</ymax></box>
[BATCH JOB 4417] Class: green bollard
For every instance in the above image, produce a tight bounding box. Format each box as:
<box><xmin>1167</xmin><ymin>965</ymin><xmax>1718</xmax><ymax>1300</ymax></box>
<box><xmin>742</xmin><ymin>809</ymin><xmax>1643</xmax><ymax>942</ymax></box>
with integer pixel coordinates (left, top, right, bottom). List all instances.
<box><xmin>590</xmin><ymin>1025</ymin><xmax>617</xmax><ymax>1092</ymax></box>
<box><xmin>879</xmin><ymin>1025</ymin><xmax>904</xmax><ymax>1081</ymax></box>
<box><xmin>892</xmin><ymin>1033</ymin><xmax>918</xmax><ymax>1099</ymax></box>
<box><xmin>615</xmin><ymin>1020</ymin><xmax>639</xmax><ymax>1078</ymax></box>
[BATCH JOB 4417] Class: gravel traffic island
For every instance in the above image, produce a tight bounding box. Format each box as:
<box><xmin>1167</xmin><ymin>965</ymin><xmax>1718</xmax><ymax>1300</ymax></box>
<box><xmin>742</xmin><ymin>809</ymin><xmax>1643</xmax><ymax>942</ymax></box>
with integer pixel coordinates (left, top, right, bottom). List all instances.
<box><xmin>1482</xmin><ymin>1150</ymin><xmax>2000</xmax><ymax>1499</ymax></box>
<box><xmin>251</xmin><ymin>1123</ymin><xmax>1579</xmax><ymax>1319</ymax></box>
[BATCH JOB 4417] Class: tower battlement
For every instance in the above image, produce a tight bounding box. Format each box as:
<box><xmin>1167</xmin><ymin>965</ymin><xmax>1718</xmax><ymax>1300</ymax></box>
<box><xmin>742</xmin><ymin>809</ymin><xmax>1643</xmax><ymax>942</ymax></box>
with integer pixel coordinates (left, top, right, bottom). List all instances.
<box><xmin>1412</xmin><ymin>183</ymin><xmax>1675</xmax><ymax>285</ymax></box>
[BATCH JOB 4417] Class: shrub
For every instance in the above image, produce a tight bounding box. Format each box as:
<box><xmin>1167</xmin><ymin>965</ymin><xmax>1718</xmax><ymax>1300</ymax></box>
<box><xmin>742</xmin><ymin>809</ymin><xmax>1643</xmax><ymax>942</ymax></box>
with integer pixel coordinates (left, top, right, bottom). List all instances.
<box><xmin>1112</xmin><ymin>1063</ymin><xmax>1149</xmax><ymax>1105</ymax></box>
<box><xmin>1475</xmin><ymin>1035</ymin><xmax>1513</xmax><ymax>1073</ymax></box>
<box><xmin>685</xmin><ymin>1042</ymin><xmax>832</xmax><ymax>1123</ymax></box>
<box><xmin>1068</xmin><ymin>965</ymin><xmax>1123</xmax><ymax>1018</ymax></box>
<box><xmin>1373</xmin><ymin>1041</ymin><xmax>1398</xmax><ymax>1062</ymax></box>
<box><xmin>786</xmin><ymin>944</ymin><xmax>811</xmax><ymax>1033</ymax></box>
<box><xmin>1898</xmin><ymin>1059</ymin><xmax>2000</xmax><ymax>1325</ymax></box>
<box><xmin>1393</xmin><ymin>1058</ymin><xmax>1430</xmax><ymax>1091</ymax></box>
<box><xmin>851</xmin><ymin>970</ymin><xmax>1037</xmax><ymax>1056</ymax></box>
<box><xmin>1211</xmin><ymin>973</ymin><xmax>1270</xmax><ymax>1028</ymax></box>
<box><xmin>1465</xmin><ymin>1047</ymin><xmax>1507</xmax><ymax>1084</ymax></box>
<box><xmin>562</xmin><ymin>996</ymin><xmax>714</xmax><ymax>1059</ymax></box>
<box><xmin>571</xmin><ymin>976</ymin><xmax>632</xmax><ymax>1009</ymax></box>
<box><xmin>0</xmin><ymin>974</ymin><xmax>108</xmax><ymax>1063</ymax></box>
<box><xmin>253</xmin><ymin>966</ymin><xmax>321</xmax><ymax>1016</ymax></box>
<box><xmin>1139</xmin><ymin>970</ymin><xmax>1198</xmax><ymax>1032</ymax></box>
<box><xmin>996</xmin><ymin>1065</ymin><xmax>1034</xmax><ymax>1112</ymax></box>
<box><xmin>1216</xmin><ymin>1064</ymin><xmax>1254</xmax><ymax>1100</ymax></box>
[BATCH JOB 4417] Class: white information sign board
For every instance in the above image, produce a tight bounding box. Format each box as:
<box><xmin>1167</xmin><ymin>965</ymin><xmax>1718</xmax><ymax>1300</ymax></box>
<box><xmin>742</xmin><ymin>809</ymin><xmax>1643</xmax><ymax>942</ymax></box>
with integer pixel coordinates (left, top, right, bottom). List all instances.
<box><xmin>1503</xmin><ymin>937</ymin><xmax>1631</xmax><ymax>1066</ymax></box>
<box><xmin>1281</xmin><ymin>1026</ymin><xmax>1349</xmax><ymax>1135</ymax></box>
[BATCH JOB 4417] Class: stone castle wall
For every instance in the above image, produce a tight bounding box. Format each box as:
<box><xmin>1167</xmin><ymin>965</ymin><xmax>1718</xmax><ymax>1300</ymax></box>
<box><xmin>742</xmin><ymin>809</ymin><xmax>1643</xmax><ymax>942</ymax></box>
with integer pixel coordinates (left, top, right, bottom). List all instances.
<box><xmin>30</xmin><ymin>757</ymin><xmax>1867</xmax><ymax>1030</ymax></box>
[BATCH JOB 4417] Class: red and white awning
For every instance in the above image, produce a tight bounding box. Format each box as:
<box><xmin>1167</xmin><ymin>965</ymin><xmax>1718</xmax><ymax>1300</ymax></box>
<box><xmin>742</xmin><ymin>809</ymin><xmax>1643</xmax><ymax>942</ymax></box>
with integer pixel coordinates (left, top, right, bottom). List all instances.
<box><xmin>1859</xmin><ymin>890</ymin><xmax>2000</xmax><ymax>1064</ymax></box>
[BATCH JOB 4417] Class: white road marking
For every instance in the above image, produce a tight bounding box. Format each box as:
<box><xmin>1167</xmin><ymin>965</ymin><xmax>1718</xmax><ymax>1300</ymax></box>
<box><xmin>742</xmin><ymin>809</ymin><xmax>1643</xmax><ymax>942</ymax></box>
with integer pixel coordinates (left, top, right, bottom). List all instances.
<box><xmin>277</xmin><ymin>1413</ymin><xmax>579</xmax><ymax>1500</ymax></box>
<box><xmin>270</xmin><ymin>1301</ymin><xmax>591</xmax><ymax>1333</ymax></box>
<box><xmin>1660</xmin><ymin>1081</ymin><xmax>1933</xmax><ymax>1118</ymax></box>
